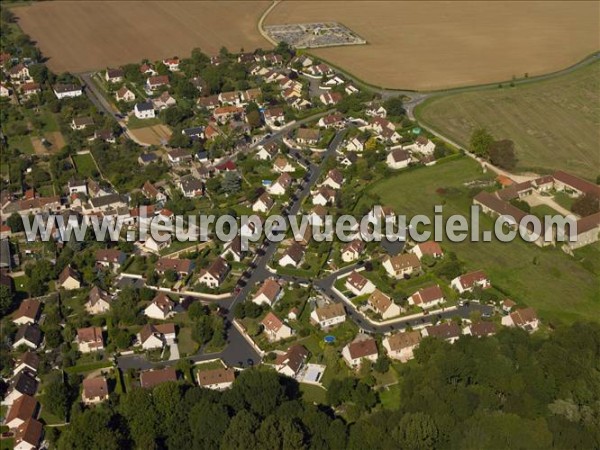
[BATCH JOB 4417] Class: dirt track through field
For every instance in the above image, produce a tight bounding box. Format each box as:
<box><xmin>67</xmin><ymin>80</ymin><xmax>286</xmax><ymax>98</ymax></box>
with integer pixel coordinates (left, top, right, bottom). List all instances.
<box><xmin>16</xmin><ymin>1</ymin><xmax>271</xmax><ymax>73</ymax></box>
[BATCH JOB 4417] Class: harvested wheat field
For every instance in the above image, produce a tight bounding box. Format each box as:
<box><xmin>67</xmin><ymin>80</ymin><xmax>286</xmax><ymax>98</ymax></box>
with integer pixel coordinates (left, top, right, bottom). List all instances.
<box><xmin>16</xmin><ymin>1</ymin><xmax>271</xmax><ymax>73</ymax></box>
<box><xmin>129</xmin><ymin>125</ymin><xmax>172</xmax><ymax>147</ymax></box>
<box><xmin>266</xmin><ymin>1</ymin><xmax>600</xmax><ymax>90</ymax></box>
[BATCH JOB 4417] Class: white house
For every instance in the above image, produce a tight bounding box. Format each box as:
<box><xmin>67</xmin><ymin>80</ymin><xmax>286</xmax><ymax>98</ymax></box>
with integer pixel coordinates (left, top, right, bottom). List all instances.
<box><xmin>342</xmin><ymin>336</ymin><xmax>378</xmax><ymax>369</ymax></box>
<box><xmin>197</xmin><ymin>258</ymin><xmax>230</xmax><ymax>288</ymax></box>
<box><xmin>252</xmin><ymin>192</ymin><xmax>274</xmax><ymax>213</ymax></box>
<box><xmin>139</xmin><ymin>323</ymin><xmax>176</xmax><ymax>350</ymax></box>
<box><xmin>144</xmin><ymin>235</ymin><xmax>172</xmax><ymax>253</ymax></box>
<box><xmin>261</xmin><ymin>312</ymin><xmax>293</xmax><ymax>342</ymax></box>
<box><xmin>268</xmin><ymin>173</ymin><xmax>292</xmax><ymax>196</ymax></box>
<box><xmin>345</xmin><ymin>271</ymin><xmax>376</xmax><ymax>297</ymax></box>
<box><xmin>310</xmin><ymin>303</ymin><xmax>346</xmax><ymax>329</ymax></box>
<box><xmin>408</xmin><ymin>285</ymin><xmax>445</xmax><ymax>309</ymax></box>
<box><xmin>13</xmin><ymin>418</ymin><xmax>43</xmax><ymax>450</ymax></box>
<box><xmin>105</xmin><ymin>68</ymin><xmax>124</xmax><ymax>83</ymax></box>
<box><xmin>311</xmin><ymin>186</ymin><xmax>336</xmax><ymax>206</ymax></box>
<box><xmin>76</xmin><ymin>327</ymin><xmax>104</xmax><ymax>353</ymax></box>
<box><xmin>82</xmin><ymin>377</ymin><xmax>109</xmax><ymax>405</ymax></box>
<box><xmin>252</xmin><ymin>279</ymin><xmax>282</xmax><ymax>307</ymax></box>
<box><xmin>386</xmin><ymin>149</ymin><xmax>411</xmax><ymax>169</ymax></box>
<box><xmin>367</xmin><ymin>289</ymin><xmax>402</xmax><ymax>319</ymax></box>
<box><xmin>221</xmin><ymin>237</ymin><xmax>245</xmax><ymax>262</ymax></box>
<box><xmin>278</xmin><ymin>243</ymin><xmax>305</xmax><ymax>268</ymax></box>
<box><xmin>85</xmin><ymin>286</ymin><xmax>112</xmax><ymax>315</ymax></box>
<box><xmin>53</xmin><ymin>83</ymin><xmax>82</xmax><ymax>99</ymax></box>
<box><xmin>321</xmin><ymin>169</ymin><xmax>343</xmax><ymax>190</ymax></box>
<box><xmin>153</xmin><ymin>91</ymin><xmax>176</xmax><ymax>110</ymax></box>
<box><xmin>4</xmin><ymin>394</ymin><xmax>38</xmax><ymax>430</ymax></box>
<box><xmin>162</xmin><ymin>57</ymin><xmax>180</xmax><ymax>71</ymax></box>
<box><xmin>144</xmin><ymin>293</ymin><xmax>175</xmax><ymax>320</ymax></box>
<box><xmin>115</xmin><ymin>86</ymin><xmax>135</xmax><ymax>102</ymax></box>
<box><xmin>275</xmin><ymin>345</ymin><xmax>309</xmax><ymax>378</ymax></box>
<box><xmin>197</xmin><ymin>367</ymin><xmax>235</xmax><ymax>390</ymax></box>
<box><xmin>273</xmin><ymin>156</ymin><xmax>295</xmax><ymax>173</ymax></box>
<box><xmin>404</xmin><ymin>136</ymin><xmax>436</xmax><ymax>155</ymax></box>
<box><xmin>134</xmin><ymin>101</ymin><xmax>155</xmax><ymax>119</ymax></box>
<box><xmin>341</xmin><ymin>240</ymin><xmax>364</xmax><ymax>263</ymax></box>
<box><xmin>410</xmin><ymin>241</ymin><xmax>444</xmax><ymax>260</ymax></box>
<box><xmin>383</xmin><ymin>331</ymin><xmax>421</xmax><ymax>362</ymax></box>
<box><xmin>501</xmin><ymin>307</ymin><xmax>539</xmax><ymax>332</ymax></box>
<box><xmin>421</xmin><ymin>322</ymin><xmax>461</xmax><ymax>344</ymax></box>
<box><xmin>264</xmin><ymin>107</ymin><xmax>285</xmax><ymax>128</ymax></box>
<box><xmin>450</xmin><ymin>270</ymin><xmax>491</xmax><ymax>293</ymax></box>
<box><xmin>0</xmin><ymin>83</ymin><xmax>12</xmax><ymax>97</ymax></box>
<box><xmin>382</xmin><ymin>254</ymin><xmax>421</xmax><ymax>279</ymax></box>
<box><xmin>13</xmin><ymin>300</ymin><xmax>41</xmax><ymax>326</ymax></box>
<box><xmin>346</xmin><ymin>136</ymin><xmax>366</xmax><ymax>152</ymax></box>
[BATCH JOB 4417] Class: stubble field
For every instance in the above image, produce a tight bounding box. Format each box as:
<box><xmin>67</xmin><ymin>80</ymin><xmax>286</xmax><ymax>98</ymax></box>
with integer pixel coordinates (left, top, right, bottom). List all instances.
<box><xmin>15</xmin><ymin>1</ymin><xmax>271</xmax><ymax>73</ymax></box>
<box><xmin>416</xmin><ymin>61</ymin><xmax>600</xmax><ymax>180</ymax></box>
<box><xmin>14</xmin><ymin>1</ymin><xmax>599</xmax><ymax>91</ymax></box>
<box><xmin>266</xmin><ymin>1</ymin><xmax>600</xmax><ymax>90</ymax></box>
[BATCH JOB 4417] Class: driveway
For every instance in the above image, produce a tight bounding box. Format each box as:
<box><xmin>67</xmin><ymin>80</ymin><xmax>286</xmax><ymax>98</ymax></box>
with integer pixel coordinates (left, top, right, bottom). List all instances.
<box><xmin>167</xmin><ymin>342</ymin><xmax>180</xmax><ymax>361</ymax></box>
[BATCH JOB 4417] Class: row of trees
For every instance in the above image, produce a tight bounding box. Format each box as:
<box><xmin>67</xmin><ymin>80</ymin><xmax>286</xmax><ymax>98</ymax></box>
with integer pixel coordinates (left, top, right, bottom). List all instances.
<box><xmin>49</xmin><ymin>321</ymin><xmax>600</xmax><ymax>449</ymax></box>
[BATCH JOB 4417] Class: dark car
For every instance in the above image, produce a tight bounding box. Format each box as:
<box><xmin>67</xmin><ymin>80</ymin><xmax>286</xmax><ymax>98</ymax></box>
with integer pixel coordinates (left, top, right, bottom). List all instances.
<box><xmin>247</xmin><ymin>358</ymin><xmax>254</xmax><ymax>366</ymax></box>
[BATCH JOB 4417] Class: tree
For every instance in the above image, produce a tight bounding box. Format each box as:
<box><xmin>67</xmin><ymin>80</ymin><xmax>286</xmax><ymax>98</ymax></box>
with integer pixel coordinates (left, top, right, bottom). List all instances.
<box><xmin>58</xmin><ymin>407</ymin><xmax>123</xmax><ymax>450</ymax></box>
<box><xmin>572</xmin><ymin>193</ymin><xmax>600</xmax><ymax>217</ymax></box>
<box><xmin>222</xmin><ymin>171</ymin><xmax>241</xmax><ymax>195</ymax></box>
<box><xmin>246</xmin><ymin>109</ymin><xmax>262</xmax><ymax>129</ymax></box>
<box><xmin>470</xmin><ymin>128</ymin><xmax>494</xmax><ymax>157</ymax></box>
<box><xmin>373</xmin><ymin>355</ymin><xmax>391</xmax><ymax>373</ymax></box>
<box><xmin>189</xmin><ymin>400</ymin><xmax>231</xmax><ymax>448</ymax></box>
<box><xmin>0</xmin><ymin>285</ymin><xmax>14</xmax><ymax>316</ymax></box>
<box><xmin>383</xmin><ymin>96</ymin><xmax>405</xmax><ymax>117</ymax></box>
<box><xmin>221</xmin><ymin>410</ymin><xmax>259</xmax><ymax>449</ymax></box>
<box><xmin>43</xmin><ymin>377</ymin><xmax>69</xmax><ymax>420</ymax></box>
<box><xmin>489</xmin><ymin>139</ymin><xmax>517</xmax><ymax>170</ymax></box>
<box><xmin>392</xmin><ymin>412</ymin><xmax>439</xmax><ymax>450</ymax></box>
<box><xmin>7</xmin><ymin>212</ymin><xmax>25</xmax><ymax>232</ymax></box>
<box><xmin>119</xmin><ymin>388</ymin><xmax>159</xmax><ymax>448</ymax></box>
<box><xmin>28</xmin><ymin>63</ymin><xmax>49</xmax><ymax>84</ymax></box>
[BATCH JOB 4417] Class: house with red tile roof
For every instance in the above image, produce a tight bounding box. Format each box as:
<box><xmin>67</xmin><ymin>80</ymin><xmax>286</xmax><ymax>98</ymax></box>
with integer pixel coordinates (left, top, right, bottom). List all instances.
<box><xmin>451</xmin><ymin>271</ymin><xmax>491</xmax><ymax>294</ymax></box>
<box><xmin>261</xmin><ymin>312</ymin><xmax>293</xmax><ymax>342</ymax></box>
<box><xmin>342</xmin><ymin>336</ymin><xmax>378</xmax><ymax>369</ymax></box>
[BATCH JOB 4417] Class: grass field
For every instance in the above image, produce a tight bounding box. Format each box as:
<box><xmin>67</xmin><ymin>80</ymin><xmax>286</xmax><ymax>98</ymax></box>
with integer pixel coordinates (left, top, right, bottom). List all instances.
<box><xmin>368</xmin><ymin>157</ymin><xmax>600</xmax><ymax>325</ymax></box>
<box><xmin>416</xmin><ymin>61</ymin><xmax>600</xmax><ymax>179</ymax></box>
<box><xmin>8</xmin><ymin>135</ymin><xmax>34</xmax><ymax>154</ymax></box>
<box><xmin>72</xmin><ymin>153</ymin><xmax>97</xmax><ymax>178</ymax></box>
<box><xmin>15</xmin><ymin>1</ymin><xmax>271</xmax><ymax>73</ymax></box>
<box><xmin>266</xmin><ymin>1</ymin><xmax>599</xmax><ymax>90</ymax></box>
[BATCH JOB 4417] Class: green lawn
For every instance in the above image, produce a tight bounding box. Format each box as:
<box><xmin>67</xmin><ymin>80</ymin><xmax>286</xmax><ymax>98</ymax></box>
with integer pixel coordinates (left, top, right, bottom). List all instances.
<box><xmin>379</xmin><ymin>384</ymin><xmax>402</xmax><ymax>410</ymax></box>
<box><xmin>127</xmin><ymin>116</ymin><xmax>162</xmax><ymax>129</ymax></box>
<box><xmin>553</xmin><ymin>192</ymin><xmax>575</xmax><ymax>211</ymax></box>
<box><xmin>0</xmin><ymin>438</ymin><xmax>14</xmax><ymax>450</ymax></box>
<box><xmin>8</xmin><ymin>135</ymin><xmax>34</xmax><ymax>154</ymax></box>
<box><xmin>64</xmin><ymin>360</ymin><xmax>112</xmax><ymax>374</ymax></box>
<box><xmin>368</xmin><ymin>157</ymin><xmax>600</xmax><ymax>325</ymax></box>
<box><xmin>72</xmin><ymin>153</ymin><xmax>98</xmax><ymax>178</ymax></box>
<box><xmin>416</xmin><ymin>61</ymin><xmax>600</xmax><ymax>179</ymax></box>
<box><xmin>300</xmin><ymin>383</ymin><xmax>327</xmax><ymax>404</ymax></box>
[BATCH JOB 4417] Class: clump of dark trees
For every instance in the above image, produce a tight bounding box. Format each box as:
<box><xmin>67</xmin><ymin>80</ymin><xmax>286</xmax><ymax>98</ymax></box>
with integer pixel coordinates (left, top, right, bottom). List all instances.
<box><xmin>470</xmin><ymin>128</ymin><xmax>517</xmax><ymax>170</ymax></box>
<box><xmin>50</xmin><ymin>321</ymin><xmax>600</xmax><ymax>449</ymax></box>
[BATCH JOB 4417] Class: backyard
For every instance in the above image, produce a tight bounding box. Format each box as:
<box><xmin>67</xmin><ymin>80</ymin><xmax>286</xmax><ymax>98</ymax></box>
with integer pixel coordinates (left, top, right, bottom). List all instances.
<box><xmin>72</xmin><ymin>153</ymin><xmax>99</xmax><ymax>178</ymax></box>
